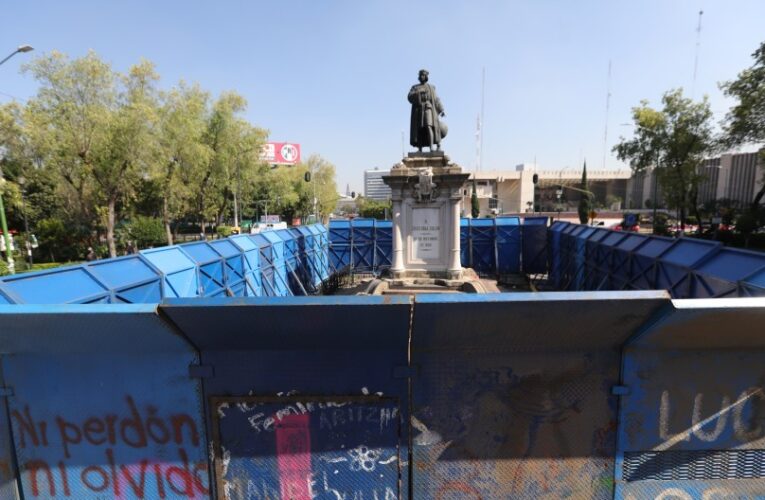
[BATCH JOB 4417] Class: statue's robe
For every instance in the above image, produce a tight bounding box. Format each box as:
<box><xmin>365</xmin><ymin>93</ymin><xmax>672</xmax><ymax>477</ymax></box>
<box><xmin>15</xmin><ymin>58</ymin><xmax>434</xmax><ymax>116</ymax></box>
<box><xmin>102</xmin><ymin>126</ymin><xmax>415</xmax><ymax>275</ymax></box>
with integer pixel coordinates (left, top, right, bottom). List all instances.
<box><xmin>408</xmin><ymin>83</ymin><xmax>445</xmax><ymax>148</ymax></box>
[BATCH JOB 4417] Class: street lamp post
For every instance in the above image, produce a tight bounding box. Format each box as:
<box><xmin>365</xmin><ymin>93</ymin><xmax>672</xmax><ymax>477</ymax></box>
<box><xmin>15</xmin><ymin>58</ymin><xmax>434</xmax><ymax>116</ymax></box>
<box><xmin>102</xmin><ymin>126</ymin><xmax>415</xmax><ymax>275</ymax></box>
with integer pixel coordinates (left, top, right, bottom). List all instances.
<box><xmin>0</xmin><ymin>44</ymin><xmax>34</xmax><ymax>274</ymax></box>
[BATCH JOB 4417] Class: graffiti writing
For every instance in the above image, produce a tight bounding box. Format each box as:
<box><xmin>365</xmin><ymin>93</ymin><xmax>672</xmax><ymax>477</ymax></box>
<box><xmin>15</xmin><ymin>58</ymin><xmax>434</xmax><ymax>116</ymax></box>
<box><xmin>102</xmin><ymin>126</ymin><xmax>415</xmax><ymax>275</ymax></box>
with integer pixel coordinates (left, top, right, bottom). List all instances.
<box><xmin>11</xmin><ymin>395</ymin><xmax>208</xmax><ymax>498</ymax></box>
<box><xmin>657</xmin><ymin>387</ymin><xmax>765</xmax><ymax>449</ymax></box>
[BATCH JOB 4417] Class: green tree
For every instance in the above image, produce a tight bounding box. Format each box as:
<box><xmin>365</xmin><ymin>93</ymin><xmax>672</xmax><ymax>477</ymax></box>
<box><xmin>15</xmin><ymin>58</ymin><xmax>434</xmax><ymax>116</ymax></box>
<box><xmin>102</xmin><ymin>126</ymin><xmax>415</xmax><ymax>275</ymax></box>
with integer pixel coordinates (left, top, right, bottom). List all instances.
<box><xmin>721</xmin><ymin>41</ymin><xmax>765</xmax><ymax>209</ymax></box>
<box><xmin>577</xmin><ymin>160</ymin><xmax>591</xmax><ymax>224</ymax></box>
<box><xmin>156</xmin><ymin>83</ymin><xmax>212</xmax><ymax>244</ymax></box>
<box><xmin>92</xmin><ymin>60</ymin><xmax>160</xmax><ymax>256</ymax></box>
<box><xmin>356</xmin><ymin>197</ymin><xmax>390</xmax><ymax>220</ymax></box>
<box><xmin>301</xmin><ymin>155</ymin><xmax>339</xmax><ymax>221</ymax></box>
<box><xmin>23</xmin><ymin>51</ymin><xmax>114</xmax><ymax>244</ymax></box>
<box><xmin>614</xmin><ymin>89</ymin><xmax>715</xmax><ymax>231</ymax></box>
<box><xmin>471</xmin><ymin>181</ymin><xmax>480</xmax><ymax>218</ymax></box>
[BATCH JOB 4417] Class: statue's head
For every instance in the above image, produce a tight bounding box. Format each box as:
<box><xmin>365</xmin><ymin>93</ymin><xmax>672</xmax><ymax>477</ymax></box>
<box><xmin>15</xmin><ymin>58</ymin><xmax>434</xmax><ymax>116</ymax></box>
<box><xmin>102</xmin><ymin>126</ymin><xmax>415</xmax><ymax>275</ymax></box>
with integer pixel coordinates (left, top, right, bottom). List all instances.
<box><xmin>418</xmin><ymin>69</ymin><xmax>429</xmax><ymax>84</ymax></box>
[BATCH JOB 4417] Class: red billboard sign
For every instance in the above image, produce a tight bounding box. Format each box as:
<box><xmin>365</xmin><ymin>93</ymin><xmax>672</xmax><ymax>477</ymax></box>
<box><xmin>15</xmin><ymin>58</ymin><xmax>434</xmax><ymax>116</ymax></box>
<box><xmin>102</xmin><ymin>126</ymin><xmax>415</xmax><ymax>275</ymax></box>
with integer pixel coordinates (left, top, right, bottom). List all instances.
<box><xmin>260</xmin><ymin>142</ymin><xmax>301</xmax><ymax>165</ymax></box>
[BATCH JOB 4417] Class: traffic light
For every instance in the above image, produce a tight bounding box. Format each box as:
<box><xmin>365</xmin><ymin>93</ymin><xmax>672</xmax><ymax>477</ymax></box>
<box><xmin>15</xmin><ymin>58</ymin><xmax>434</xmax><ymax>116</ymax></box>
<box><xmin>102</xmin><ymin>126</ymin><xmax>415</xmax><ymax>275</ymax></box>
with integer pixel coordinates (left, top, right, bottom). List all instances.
<box><xmin>304</xmin><ymin>171</ymin><xmax>311</xmax><ymax>182</ymax></box>
<box><xmin>532</xmin><ymin>173</ymin><xmax>539</xmax><ymax>185</ymax></box>
<box><xmin>351</xmin><ymin>191</ymin><xmax>356</xmax><ymax>199</ymax></box>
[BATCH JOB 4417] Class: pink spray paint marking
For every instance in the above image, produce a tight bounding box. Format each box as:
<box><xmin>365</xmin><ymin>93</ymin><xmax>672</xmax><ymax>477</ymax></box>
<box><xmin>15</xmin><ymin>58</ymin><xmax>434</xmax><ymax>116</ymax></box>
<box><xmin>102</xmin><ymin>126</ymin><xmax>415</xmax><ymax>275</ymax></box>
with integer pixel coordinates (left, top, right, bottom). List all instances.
<box><xmin>275</xmin><ymin>413</ymin><xmax>312</xmax><ymax>500</ymax></box>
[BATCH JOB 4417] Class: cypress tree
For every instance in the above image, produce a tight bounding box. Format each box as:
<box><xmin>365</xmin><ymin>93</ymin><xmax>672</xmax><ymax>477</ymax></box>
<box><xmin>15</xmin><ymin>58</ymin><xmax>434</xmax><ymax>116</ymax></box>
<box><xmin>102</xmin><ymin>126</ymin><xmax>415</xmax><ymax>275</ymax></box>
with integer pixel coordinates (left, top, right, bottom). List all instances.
<box><xmin>471</xmin><ymin>181</ymin><xmax>480</xmax><ymax>218</ymax></box>
<box><xmin>577</xmin><ymin>160</ymin><xmax>591</xmax><ymax>224</ymax></box>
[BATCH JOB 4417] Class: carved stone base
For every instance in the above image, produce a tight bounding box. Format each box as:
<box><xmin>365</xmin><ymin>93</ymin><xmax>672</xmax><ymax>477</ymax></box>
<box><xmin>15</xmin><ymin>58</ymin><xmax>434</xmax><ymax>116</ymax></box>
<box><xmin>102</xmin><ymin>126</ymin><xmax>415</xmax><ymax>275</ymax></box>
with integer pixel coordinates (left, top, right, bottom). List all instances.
<box><xmin>383</xmin><ymin>153</ymin><xmax>469</xmax><ymax>279</ymax></box>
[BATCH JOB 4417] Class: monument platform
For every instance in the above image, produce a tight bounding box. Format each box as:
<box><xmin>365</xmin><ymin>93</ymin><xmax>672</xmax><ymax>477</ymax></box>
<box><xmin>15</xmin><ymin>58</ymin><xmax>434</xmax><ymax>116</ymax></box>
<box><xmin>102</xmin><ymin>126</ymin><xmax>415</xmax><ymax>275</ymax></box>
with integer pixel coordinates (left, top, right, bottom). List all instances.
<box><xmin>382</xmin><ymin>153</ymin><xmax>470</xmax><ymax>281</ymax></box>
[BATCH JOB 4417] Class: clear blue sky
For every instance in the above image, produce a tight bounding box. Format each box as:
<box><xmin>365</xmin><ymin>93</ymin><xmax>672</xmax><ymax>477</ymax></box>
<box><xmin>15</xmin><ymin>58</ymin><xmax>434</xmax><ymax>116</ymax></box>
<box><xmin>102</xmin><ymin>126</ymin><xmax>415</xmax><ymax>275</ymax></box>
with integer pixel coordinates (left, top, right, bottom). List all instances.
<box><xmin>2</xmin><ymin>0</ymin><xmax>764</xmax><ymax>192</ymax></box>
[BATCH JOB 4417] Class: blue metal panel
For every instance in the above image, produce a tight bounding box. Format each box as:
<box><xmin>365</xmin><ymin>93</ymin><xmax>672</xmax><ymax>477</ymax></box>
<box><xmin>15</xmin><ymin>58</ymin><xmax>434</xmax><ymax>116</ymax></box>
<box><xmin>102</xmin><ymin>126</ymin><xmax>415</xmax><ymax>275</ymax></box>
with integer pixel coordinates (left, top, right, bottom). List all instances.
<box><xmin>261</xmin><ymin>230</ymin><xmax>291</xmax><ymax>296</ymax></box>
<box><xmin>630</xmin><ymin>236</ymin><xmax>676</xmax><ymax>291</ymax></box>
<box><xmin>0</xmin><ymin>304</ymin><xmax>208</xmax><ymax>499</ymax></box>
<box><xmin>570</xmin><ymin>226</ymin><xmax>597</xmax><ymax>290</ymax></box>
<box><xmin>460</xmin><ymin>218</ymin><xmax>470</xmax><ymax>267</ymax></box>
<box><xmin>611</xmin><ymin>233</ymin><xmax>650</xmax><ymax>291</ymax></box>
<box><xmin>741</xmin><ymin>267</ymin><xmax>765</xmax><ymax>296</ymax></box>
<box><xmin>558</xmin><ymin>224</ymin><xmax>582</xmax><ymax>289</ymax></box>
<box><xmin>410</xmin><ymin>291</ymin><xmax>670</xmax><ymax>499</ymax></box>
<box><xmin>691</xmin><ymin>247</ymin><xmax>765</xmax><ymax>298</ymax></box>
<box><xmin>85</xmin><ymin>254</ymin><xmax>163</xmax><ymax>303</ymax></box>
<box><xmin>496</xmin><ymin>216</ymin><xmax>521</xmax><ymax>274</ymax></box>
<box><xmin>178</xmin><ymin>241</ymin><xmax>227</xmax><ymax>297</ymax></box>
<box><xmin>276</xmin><ymin>228</ymin><xmax>308</xmax><ymax>295</ymax></box>
<box><xmin>595</xmin><ymin>230</ymin><xmax>629</xmax><ymax>290</ymax></box>
<box><xmin>160</xmin><ymin>295</ymin><xmax>412</xmax><ymax>499</ymax></box>
<box><xmin>469</xmin><ymin>218</ymin><xmax>496</xmax><ymax>275</ymax></box>
<box><xmin>616</xmin><ymin>299</ymin><xmax>765</xmax><ymax>499</ymax></box>
<box><xmin>0</xmin><ymin>284</ymin><xmax>16</xmax><ymax>304</ymax></box>
<box><xmin>548</xmin><ymin>221</ymin><xmax>570</xmax><ymax>287</ymax></box>
<box><xmin>328</xmin><ymin>219</ymin><xmax>351</xmax><ymax>272</ymax></box>
<box><xmin>522</xmin><ymin>216</ymin><xmax>549</xmax><ymax>274</ymax></box>
<box><xmin>209</xmin><ymin>238</ymin><xmax>247</xmax><ymax>297</ymax></box>
<box><xmin>249</xmin><ymin>233</ymin><xmax>277</xmax><ymax>296</ymax></box>
<box><xmin>0</xmin><ymin>266</ymin><xmax>110</xmax><ymax>304</ymax></box>
<box><xmin>583</xmin><ymin>227</ymin><xmax>612</xmax><ymax>290</ymax></box>
<box><xmin>140</xmin><ymin>246</ymin><xmax>199</xmax><ymax>298</ymax></box>
<box><xmin>296</xmin><ymin>226</ymin><xmax>322</xmax><ymax>289</ymax></box>
<box><xmin>312</xmin><ymin>224</ymin><xmax>331</xmax><ymax>281</ymax></box>
<box><xmin>229</xmin><ymin>234</ymin><xmax>262</xmax><ymax>296</ymax></box>
<box><xmin>351</xmin><ymin>219</ymin><xmax>376</xmax><ymax>271</ymax></box>
<box><xmin>654</xmin><ymin>238</ymin><xmax>720</xmax><ymax>298</ymax></box>
<box><xmin>375</xmin><ymin>220</ymin><xmax>393</xmax><ymax>270</ymax></box>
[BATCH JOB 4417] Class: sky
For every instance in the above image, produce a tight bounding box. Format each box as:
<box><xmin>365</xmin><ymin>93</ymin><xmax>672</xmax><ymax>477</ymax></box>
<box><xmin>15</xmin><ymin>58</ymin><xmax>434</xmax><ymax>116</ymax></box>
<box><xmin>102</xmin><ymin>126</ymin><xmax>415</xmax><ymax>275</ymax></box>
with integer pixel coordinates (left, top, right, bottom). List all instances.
<box><xmin>2</xmin><ymin>1</ymin><xmax>764</xmax><ymax>193</ymax></box>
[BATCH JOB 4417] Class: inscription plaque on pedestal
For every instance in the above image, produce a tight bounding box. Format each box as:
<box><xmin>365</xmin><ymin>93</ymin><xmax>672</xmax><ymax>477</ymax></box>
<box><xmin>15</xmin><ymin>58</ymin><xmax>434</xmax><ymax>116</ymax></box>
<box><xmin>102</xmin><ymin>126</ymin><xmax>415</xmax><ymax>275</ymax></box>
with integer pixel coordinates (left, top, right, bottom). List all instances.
<box><xmin>411</xmin><ymin>208</ymin><xmax>441</xmax><ymax>261</ymax></box>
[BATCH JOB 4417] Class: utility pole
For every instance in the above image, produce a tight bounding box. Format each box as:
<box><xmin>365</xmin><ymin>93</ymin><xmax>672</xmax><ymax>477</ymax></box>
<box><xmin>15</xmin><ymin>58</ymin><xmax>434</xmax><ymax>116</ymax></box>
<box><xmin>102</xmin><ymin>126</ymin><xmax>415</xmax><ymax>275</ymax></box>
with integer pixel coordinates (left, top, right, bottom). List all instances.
<box><xmin>692</xmin><ymin>10</ymin><xmax>704</xmax><ymax>98</ymax></box>
<box><xmin>479</xmin><ymin>67</ymin><xmax>485</xmax><ymax>172</ymax></box>
<box><xmin>602</xmin><ymin>60</ymin><xmax>612</xmax><ymax>169</ymax></box>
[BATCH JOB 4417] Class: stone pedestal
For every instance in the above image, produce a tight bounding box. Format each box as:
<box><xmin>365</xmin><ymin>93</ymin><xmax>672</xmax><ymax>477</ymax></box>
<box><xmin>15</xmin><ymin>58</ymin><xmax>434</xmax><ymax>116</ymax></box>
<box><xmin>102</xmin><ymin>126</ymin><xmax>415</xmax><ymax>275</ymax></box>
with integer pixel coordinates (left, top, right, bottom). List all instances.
<box><xmin>382</xmin><ymin>153</ymin><xmax>469</xmax><ymax>280</ymax></box>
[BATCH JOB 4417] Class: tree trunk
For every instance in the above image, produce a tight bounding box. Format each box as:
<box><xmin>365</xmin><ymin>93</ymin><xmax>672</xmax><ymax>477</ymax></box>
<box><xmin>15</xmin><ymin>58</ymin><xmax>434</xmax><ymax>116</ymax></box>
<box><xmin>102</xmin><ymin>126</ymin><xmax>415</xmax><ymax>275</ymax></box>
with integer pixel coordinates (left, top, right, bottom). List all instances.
<box><xmin>162</xmin><ymin>195</ymin><xmax>173</xmax><ymax>246</ymax></box>
<box><xmin>107</xmin><ymin>197</ymin><xmax>117</xmax><ymax>258</ymax></box>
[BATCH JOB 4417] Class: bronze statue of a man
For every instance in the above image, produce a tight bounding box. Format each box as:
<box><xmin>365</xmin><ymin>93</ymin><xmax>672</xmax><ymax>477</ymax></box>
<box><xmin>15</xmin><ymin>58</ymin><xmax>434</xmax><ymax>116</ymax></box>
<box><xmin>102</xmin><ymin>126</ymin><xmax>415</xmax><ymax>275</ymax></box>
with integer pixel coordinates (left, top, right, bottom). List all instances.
<box><xmin>408</xmin><ymin>69</ymin><xmax>447</xmax><ymax>152</ymax></box>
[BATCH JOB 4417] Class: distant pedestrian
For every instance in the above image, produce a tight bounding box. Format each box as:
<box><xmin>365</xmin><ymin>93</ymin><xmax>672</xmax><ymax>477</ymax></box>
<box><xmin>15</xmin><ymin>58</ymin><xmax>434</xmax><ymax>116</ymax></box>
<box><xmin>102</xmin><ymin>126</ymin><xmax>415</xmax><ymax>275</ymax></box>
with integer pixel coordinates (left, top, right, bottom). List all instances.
<box><xmin>86</xmin><ymin>247</ymin><xmax>96</xmax><ymax>261</ymax></box>
<box><xmin>126</xmin><ymin>240</ymin><xmax>136</xmax><ymax>255</ymax></box>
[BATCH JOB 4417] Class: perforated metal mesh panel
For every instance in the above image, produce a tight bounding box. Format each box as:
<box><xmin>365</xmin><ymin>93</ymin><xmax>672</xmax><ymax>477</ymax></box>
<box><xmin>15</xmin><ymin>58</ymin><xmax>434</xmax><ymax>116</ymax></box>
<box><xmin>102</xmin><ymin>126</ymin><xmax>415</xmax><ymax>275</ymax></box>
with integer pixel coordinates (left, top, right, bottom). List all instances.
<box><xmin>623</xmin><ymin>449</ymin><xmax>765</xmax><ymax>481</ymax></box>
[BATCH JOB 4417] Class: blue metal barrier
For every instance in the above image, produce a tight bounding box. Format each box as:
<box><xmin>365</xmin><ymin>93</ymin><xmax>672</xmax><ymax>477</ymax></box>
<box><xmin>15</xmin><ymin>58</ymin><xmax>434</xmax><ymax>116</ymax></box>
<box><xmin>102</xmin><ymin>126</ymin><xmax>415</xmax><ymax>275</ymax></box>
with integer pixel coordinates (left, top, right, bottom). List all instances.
<box><xmin>0</xmin><ymin>304</ymin><xmax>207</xmax><ymax>499</ymax></box>
<box><xmin>229</xmin><ymin>234</ymin><xmax>262</xmax><ymax>296</ymax></box>
<box><xmin>140</xmin><ymin>246</ymin><xmax>199</xmax><ymax>298</ymax></box>
<box><xmin>313</xmin><ymin>224</ymin><xmax>331</xmax><ymax>281</ymax></box>
<box><xmin>460</xmin><ymin>217</ymin><xmax>470</xmax><ymax>267</ymax></box>
<box><xmin>522</xmin><ymin>216</ymin><xmax>549</xmax><ymax>274</ymax></box>
<box><xmin>1</xmin><ymin>293</ymin><xmax>765</xmax><ymax>498</ymax></box>
<box><xmin>161</xmin><ymin>295</ymin><xmax>413</xmax><ymax>499</ymax></box>
<box><xmin>0</xmin><ymin>266</ymin><xmax>111</xmax><ymax>304</ymax></box>
<box><xmin>329</xmin><ymin>219</ymin><xmax>351</xmax><ymax>271</ymax></box>
<box><xmin>496</xmin><ymin>216</ymin><xmax>521</xmax><ymax>275</ymax></box>
<box><xmin>548</xmin><ymin>220</ymin><xmax>570</xmax><ymax>287</ymax></box>
<box><xmin>85</xmin><ymin>254</ymin><xmax>164</xmax><ymax>303</ymax></box>
<box><xmin>375</xmin><ymin>220</ymin><xmax>393</xmax><ymax>270</ymax></box>
<box><xmin>209</xmin><ymin>238</ymin><xmax>248</xmax><ymax>296</ymax></box>
<box><xmin>179</xmin><ymin>241</ymin><xmax>227</xmax><ymax>297</ymax></box>
<box><xmin>410</xmin><ymin>291</ymin><xmax>670</xmax><ymax>498</ymax></box>
<box><xmin>469</xmin><ymin>218</ymin><xmax>497</xmax><ymax>275</ymax></box>
<box><xmin>616</xmin><ymin>299</ymin><xmax>765</xmax><ymax>499</ymax></box>
<box><xmin>351</xmin><ymin>219</ymin><xmax>376</xmax><ymax>271</ymax></box>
